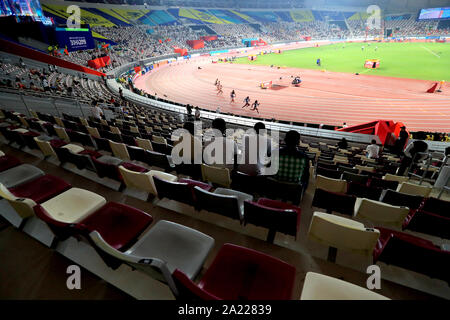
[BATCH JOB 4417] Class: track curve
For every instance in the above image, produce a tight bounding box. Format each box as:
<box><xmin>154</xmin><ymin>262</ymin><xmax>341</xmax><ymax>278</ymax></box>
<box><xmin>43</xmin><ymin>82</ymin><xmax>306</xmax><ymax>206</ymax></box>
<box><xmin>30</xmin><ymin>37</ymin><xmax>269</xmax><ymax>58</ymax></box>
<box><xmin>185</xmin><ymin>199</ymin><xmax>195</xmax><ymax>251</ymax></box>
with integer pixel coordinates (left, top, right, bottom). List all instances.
<box><xmin>135</xmin><ymin>54</ymin><xmax>450</xmax><ymax>132</ymax></box>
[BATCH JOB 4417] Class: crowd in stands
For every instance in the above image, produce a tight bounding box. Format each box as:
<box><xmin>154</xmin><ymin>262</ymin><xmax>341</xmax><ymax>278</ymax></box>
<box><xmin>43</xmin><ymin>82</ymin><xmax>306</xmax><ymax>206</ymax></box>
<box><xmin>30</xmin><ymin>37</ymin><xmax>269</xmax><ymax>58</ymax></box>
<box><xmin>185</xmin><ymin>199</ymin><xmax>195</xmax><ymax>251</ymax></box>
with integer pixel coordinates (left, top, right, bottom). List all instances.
<box><xmin>0</xmin><ymin>58</ymin><xmax>114</xmax><ymax>106</ymax></box>
<box><xmin>55</xmin><ymin>17</ymin><xmax>448</xmax><ymax>73</ymax></box>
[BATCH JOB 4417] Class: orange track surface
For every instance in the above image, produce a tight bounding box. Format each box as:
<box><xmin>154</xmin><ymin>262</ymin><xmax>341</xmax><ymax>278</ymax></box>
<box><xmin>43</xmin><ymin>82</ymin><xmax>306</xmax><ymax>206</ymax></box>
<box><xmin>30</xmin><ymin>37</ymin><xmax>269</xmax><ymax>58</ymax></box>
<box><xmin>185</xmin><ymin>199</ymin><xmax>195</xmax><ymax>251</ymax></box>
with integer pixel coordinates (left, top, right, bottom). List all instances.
<box><xmin>135</xmin><ymin>54</ymin><xmax>450</xmax><ymax>132</ymax></box>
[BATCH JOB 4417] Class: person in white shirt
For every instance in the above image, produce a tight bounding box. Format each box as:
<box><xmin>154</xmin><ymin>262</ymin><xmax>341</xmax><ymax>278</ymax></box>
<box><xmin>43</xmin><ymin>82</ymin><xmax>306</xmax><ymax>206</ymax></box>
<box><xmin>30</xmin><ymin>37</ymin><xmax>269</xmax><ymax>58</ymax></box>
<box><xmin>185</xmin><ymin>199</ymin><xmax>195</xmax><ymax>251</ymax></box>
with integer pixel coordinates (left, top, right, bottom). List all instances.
<box><xmin>42</xmin><ymin>78</ymin><xmax>50</xmax><ymax>91</ymax></box>
<box><xmin>91</xmin><ymin>103</ymin><xmax>103</xmax><ymax>120</ymax></box>
<box><xmin>365</xmin><ymin>140</ymin><xmax>380</xmax><ymax>159</ymax></box>
<box><xmin>194</xmin><ymin>107</ymin><xmax>200</xmax><ymax>120</ymax></box>
<box><xmin>238</xmin><ymin>122</ymin><xmax>274</xmax><ymax>175</ymax></box>
<box><xmin>203</xmin><ymin>118</ymin><xmax>237</xmax><ymax>170</ymax></box>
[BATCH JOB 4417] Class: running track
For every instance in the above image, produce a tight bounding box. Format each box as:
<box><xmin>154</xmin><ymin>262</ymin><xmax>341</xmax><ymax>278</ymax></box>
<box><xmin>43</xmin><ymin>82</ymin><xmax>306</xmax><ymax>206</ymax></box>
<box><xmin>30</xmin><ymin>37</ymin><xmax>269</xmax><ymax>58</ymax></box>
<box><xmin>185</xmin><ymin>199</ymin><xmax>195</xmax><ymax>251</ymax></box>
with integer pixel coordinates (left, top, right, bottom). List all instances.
<box><xmin>135</xmin><ymin>56</ymin><xmax>450</xmax><ymax>132</ymax></box>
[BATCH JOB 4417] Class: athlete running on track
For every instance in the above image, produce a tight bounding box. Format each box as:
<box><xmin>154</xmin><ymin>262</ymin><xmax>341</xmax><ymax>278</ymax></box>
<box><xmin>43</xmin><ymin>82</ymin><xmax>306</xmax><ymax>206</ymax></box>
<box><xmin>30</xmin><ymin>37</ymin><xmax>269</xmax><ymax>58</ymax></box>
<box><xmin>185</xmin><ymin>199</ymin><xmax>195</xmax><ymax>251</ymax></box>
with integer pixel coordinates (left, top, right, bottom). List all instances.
<box><xmin>217</xmin><ymin>84</ymin><xmax>223</xmax><ymax>95</ymax></box>
<box><xmin>242</xmin><ymin>96</ymin><xmax>250</xmax><ymax>108</ymax></box>
<box><xmin>230</xmin><ymin>90</ymin><xmax>236</xmax><ymax>103</ymax></box>
<box><xmin>251</xmin><ymin>100</ymin><xmax>260</xmax><ymax>113</ymax></box>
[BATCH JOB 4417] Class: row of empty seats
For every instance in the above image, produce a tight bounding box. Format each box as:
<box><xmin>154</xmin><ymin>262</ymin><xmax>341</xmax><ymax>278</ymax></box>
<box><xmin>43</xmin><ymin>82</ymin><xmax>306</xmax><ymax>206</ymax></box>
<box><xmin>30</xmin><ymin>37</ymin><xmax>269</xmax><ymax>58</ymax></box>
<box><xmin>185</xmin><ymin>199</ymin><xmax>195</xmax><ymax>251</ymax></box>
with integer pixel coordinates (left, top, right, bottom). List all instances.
<box><xmin>2</xmin><ymin>107</ymin><xmax>449</xmax><ymax>291</ymax></box>
<box><xmin>0</xmin><ymin>149</ymin><xmax>394</xmax><ymax>299</ymax></box>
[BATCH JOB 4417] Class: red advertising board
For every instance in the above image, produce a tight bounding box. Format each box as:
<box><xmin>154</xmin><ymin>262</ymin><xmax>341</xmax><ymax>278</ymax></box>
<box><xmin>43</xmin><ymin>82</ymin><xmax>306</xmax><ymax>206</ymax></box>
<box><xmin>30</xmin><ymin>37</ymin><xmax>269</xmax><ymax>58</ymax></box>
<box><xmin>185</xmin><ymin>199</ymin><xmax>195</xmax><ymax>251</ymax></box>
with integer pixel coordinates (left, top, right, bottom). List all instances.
<box><xmin>87</xmin><ymin>56</ymin><xmax>111</xmax><ymax>69</ymax></box>
<box><xmin>186</xmin><ymin>40</ymin><xmax>205</xmax><ymax>49</ymax></box>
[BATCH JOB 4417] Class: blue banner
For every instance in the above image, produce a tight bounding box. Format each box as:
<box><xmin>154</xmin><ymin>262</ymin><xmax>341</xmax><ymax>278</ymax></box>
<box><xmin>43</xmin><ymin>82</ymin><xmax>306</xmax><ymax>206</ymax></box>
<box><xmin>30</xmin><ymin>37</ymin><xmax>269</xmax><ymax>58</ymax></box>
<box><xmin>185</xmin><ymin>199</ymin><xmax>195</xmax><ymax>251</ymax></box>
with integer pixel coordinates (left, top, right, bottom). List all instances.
<box><xmin>55</xmin><ymin>29</ymin><xmax>95</xmax><ymax>52</ymax></box>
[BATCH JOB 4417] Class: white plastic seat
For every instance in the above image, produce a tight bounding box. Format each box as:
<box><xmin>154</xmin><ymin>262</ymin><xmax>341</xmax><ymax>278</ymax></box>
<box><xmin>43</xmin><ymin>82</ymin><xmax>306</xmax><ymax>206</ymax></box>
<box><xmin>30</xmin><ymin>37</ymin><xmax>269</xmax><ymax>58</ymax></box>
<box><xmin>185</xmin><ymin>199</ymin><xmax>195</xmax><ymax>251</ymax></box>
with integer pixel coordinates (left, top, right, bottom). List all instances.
<box><xmin>0</xmin><ymin>164</ymin><xmax>45</xmax><ymax>188</ymax></box>
<box><xmin>354</xmin><ymin>198</ymin><xmax>409</xmax><ymax>229</ymax></box>
<box><xmin>308</xmin><ymin>212</ymin><xmax>380</xmax><ymax>256</ymax></box>
<box><xmin>110</xmin><ymin>126</ymin><xmax>121</xmax><ymax>134</ymax></box>
<box><xmin>54</xmin><ymin>126</ymin><xmax>70</xmax><ymax>142</ymax></box>
<box><xmin>355</xmin><ymin>165</ymin><xmax>375</xmax><ymax>173</ymax></box>
<box><xmin>109</xmin><ymin>140</ymin><xmax>130</xmax><ymax>161</ymax></box>
<box><xmin>40</xmin><ymin>188</ymin><xmax>106</xmax><ymax>224</ymax></box>
<box><xmin>152</xmin><ymin>135</ymin><xmax>167</xmax><ymax>145</ymax></box>
<box><xmin>54</xmin><ymin>117</ymin><xmax>65</xmax><ymax>128</ymax></box>
<box><xmin>214</xmin><ymin>188</ymin><xmax>253</xmax><ymax>220</ymax></box>
<box><xmin>383</xmin><ymin>173</ymin><xmax>408</xmax><ymax>183</ymax></box>
<box><xmin>118</xmin><ymin>166</ymin><xmax>177</xmax><ymax>196</ymax></box>
<box><xmin>201</xmin><ymin>164</ymin><xmax>231</xmax><ymax>188</ymax></box>
<box><xmin>89</xmin><ymin>220</ymin><xmax>214</xmax><ymax>280</ymax></box>
<box><xmin>96</xmin><ymin>155</ymin><xmax>122</xmax><ymax>166</ymax></box>
<box><xmin>300</xmin><ymin>272</ymin><xmax>390</xmax><ymax>300</ymax></box>
<box><xmin>86</xmin><ymin>126</ymin><xmax>100</xmax><ymax>138</ymax></box>
<box><xmin>19</xmin><ymin>116</ymin><xmax>29</xmax><ymax>128</ymax></box>
<box><xmin>315</xmin><ymin>175</ymin><xmax>347</xmax><ymax>193</ymax></box>
<box><xmin>397</xmin><ymin>182</ymin><xmax>432</xmax><ymax>197</ymax></box>
<box><xmin>61</xmin><ymin>144</ymin><xmax>84</xmax><ymax>154</ymax></box>
<box><xmin>13</xmin><ymin>128</ymin><xmax>29</xmax><ymax>134</ymax></box>
<box><xmin>136</xmin><ymin>137</ymin><xmax>153</xmax><ymax>151</ymax></box>
<box><xmin>34</xmin><ymin>137</ymin><xmax>57</xmax><ymax>158</ymax></box>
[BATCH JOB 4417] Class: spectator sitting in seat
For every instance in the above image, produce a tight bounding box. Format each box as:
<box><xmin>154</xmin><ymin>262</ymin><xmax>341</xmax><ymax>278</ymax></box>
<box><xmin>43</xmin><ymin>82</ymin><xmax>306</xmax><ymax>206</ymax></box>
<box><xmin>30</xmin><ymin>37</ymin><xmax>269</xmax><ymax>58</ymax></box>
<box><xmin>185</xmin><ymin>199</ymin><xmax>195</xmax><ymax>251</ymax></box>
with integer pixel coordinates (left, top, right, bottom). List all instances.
<box><xmin>238</xmin><ymin>122</ymin><xmax>274</xmax><ymax>176</ymax></box>
<box><xmin>274</xmin><ymin>130</ymin><xmax>310</xmax><ymax>188</ymax></box>
<box><xmin>174</xmin><ymin>121</ymin><xmax>202</xmax><ymax>164</ymax></box>
<box><xmin>366</xmin><ymin>139</ymin><xmax>380</xmax><ymax>159</ymax></box>
<box><xmin>203</xmin><ymin>118</ymin><xmax>237</xmax><ymax>170</ymax></box>
<box><xmin>91</xmin><ymin>101</ymin><xmax>104</xmax><ymax>120</ymax></box>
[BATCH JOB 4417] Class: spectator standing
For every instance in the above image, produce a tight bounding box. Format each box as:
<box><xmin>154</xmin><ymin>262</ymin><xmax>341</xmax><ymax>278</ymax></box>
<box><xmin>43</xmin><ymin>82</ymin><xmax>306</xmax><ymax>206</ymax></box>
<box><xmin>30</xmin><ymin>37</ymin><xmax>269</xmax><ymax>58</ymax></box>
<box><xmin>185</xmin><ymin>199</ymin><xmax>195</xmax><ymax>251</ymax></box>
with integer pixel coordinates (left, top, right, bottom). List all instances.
<box><xmin>394</xmin><ymin>126</ymin><xmax>409</xmax><ymax>155</ymax></box>
<box><xmin>194</xmin><ymin>107</ymin><xmax>201</xmax><ymax>121</ymax></box>
<box><xmin>397</xmin><ymin>134</ymin><xmax>428</xmax><ymax>176</ymax></box>
<box><xmin>338</xmin><ymin>137</ymin><xmax>348</xmax><ymax>149</ymax></box>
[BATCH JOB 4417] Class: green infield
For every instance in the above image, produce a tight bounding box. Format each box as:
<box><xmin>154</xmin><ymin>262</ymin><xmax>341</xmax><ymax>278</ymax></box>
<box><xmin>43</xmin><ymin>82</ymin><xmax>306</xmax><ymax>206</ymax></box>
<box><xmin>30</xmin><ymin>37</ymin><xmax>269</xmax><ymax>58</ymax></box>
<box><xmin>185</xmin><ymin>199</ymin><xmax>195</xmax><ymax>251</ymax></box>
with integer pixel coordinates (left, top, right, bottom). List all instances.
<box><xmin>235</xmin><ymin>42</ymin><xmax>450</xmax><ymax>81</ymax></box>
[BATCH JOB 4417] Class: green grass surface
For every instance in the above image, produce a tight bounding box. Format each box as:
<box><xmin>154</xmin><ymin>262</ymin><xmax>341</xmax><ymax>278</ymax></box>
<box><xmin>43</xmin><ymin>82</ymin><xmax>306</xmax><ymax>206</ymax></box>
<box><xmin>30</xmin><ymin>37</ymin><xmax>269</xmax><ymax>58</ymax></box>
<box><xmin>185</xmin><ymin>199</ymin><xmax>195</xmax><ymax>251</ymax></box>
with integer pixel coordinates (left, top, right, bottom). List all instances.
<box><xmin>235</xmin><ymin>42</ymin><xmax>450</xmax><ymax>81</ymax></box>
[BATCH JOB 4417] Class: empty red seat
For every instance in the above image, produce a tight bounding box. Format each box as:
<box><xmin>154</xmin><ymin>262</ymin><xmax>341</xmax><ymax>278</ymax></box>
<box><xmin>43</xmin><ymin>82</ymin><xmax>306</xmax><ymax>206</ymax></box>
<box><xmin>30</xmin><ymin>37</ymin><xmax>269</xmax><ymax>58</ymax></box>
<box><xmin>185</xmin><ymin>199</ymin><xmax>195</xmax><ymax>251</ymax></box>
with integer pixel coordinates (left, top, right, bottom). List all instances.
<box><xmin>35</xmin><ymin>200</ymin><xmax>153</xmax><ymax>250</ymax></box>
<box><xmin>76</xmin><ymin>202</ymin><xmax>153</xmax><ymax>250</ymax></box>
<box><xmin>420</xmin><ymin>197</ymin><xmax>450</xmax><ymax>218</ymax></box>
<box><xmin>8</xmin><ymin>174</ymin><xmax>72</xmax><ymax>203</ymax></box>
<box><xmin>79</xmin><ymin>149</ymin><xmax>102</xmax><ymax>159</ymax></box>
<box><xmin>50</xmin><ymin>139</ymin><xmax>67</xmax><ymax>148</ymax></box>
<box><xmin>244</xmin><ymin>198</ymin><xmax>301</xmax><ymax>242</ymax></box>
<box><xmin>154</xmin><ymin>177</ymin><xmax>212</xmax><ymax>206</ymax></box>
<box><xmin>121</xmin><ymin>162</ymin><xmax>148</xmax><ymax>173</ymax></box>
<box><xmin>171</xmin><ymin>243</ymin><xmax>296</xmax><ymax>300</ymax></box>
<box><xmin>373</xmin><ymin>227</ymin><xmax>450</xmax><ymax>284</ymax></box>
<box><xmin>402</xmin><ymin>210</ymin><xmax>450</xmax><ymax>239</ymax></box>
<box><xmin>178</xmin><ymin>178</ymin><xmax>212</xmax><ymax>192</ymax></box>
<box><xmin>347</xmin><ymin>181</ymin><xmax>383</xmax><ymax>201</ymax></box>
<box><xmin>0</xmin><ymin>155</ymin><xmax>22</xmax><ymax>172</ymax></box>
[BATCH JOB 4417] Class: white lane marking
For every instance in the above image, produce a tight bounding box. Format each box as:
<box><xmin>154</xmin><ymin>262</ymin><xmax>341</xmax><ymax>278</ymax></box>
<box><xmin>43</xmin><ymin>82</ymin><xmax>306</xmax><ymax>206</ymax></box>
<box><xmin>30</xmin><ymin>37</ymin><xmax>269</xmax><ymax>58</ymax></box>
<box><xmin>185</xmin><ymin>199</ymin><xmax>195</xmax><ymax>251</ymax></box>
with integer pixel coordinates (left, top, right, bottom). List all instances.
<box><xmin>421</xmin><ymin>46</ymin><xmax>440</xmax><ymax>58</ymax></box>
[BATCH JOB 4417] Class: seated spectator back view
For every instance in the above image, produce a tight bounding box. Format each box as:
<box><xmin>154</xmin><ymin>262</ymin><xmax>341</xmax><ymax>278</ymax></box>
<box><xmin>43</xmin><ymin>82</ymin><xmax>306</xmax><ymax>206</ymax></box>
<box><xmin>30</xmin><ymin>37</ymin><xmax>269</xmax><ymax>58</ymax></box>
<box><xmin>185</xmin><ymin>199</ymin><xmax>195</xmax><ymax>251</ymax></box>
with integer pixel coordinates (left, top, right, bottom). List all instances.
<box><xmin>274</xmin><ymin>130</ymin><xmax>309</xmax><ymax>187</ymax></box>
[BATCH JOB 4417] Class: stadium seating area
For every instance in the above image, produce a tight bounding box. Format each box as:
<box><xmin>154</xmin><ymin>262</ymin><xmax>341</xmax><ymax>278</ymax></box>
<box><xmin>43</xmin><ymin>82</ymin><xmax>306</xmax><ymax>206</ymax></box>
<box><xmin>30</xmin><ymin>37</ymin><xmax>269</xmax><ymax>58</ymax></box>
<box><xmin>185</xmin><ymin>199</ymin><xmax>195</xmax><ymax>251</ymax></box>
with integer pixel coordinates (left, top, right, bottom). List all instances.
<box><xmin>0</xmin><ymin>99</ymin><xmax>449</xmax><ymax>299</ymax></box>
<box><xmin>1</xmin><ymin>1</ymin><xmax>450</xmax><ymax>301</ymax></box>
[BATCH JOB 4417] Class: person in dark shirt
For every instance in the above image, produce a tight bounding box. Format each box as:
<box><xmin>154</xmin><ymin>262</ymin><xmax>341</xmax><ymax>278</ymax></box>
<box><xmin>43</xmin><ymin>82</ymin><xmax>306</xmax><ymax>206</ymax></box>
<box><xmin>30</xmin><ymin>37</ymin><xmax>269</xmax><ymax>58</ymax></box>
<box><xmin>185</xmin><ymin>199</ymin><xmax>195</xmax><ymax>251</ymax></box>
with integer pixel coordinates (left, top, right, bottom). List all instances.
<box><xmin>397</xmin><ymin>133</ymin><xmax>428</xmax><ymax>176</ymax></box>
<box><xmin>338</xmin><ymin>137</ymin><xmax>348</xmax><ymax>149</ymax></box>
<box><xmin>394</xmin><ymin>126</ymin><xmax>409</xmax><ymax>155</ymax></box>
